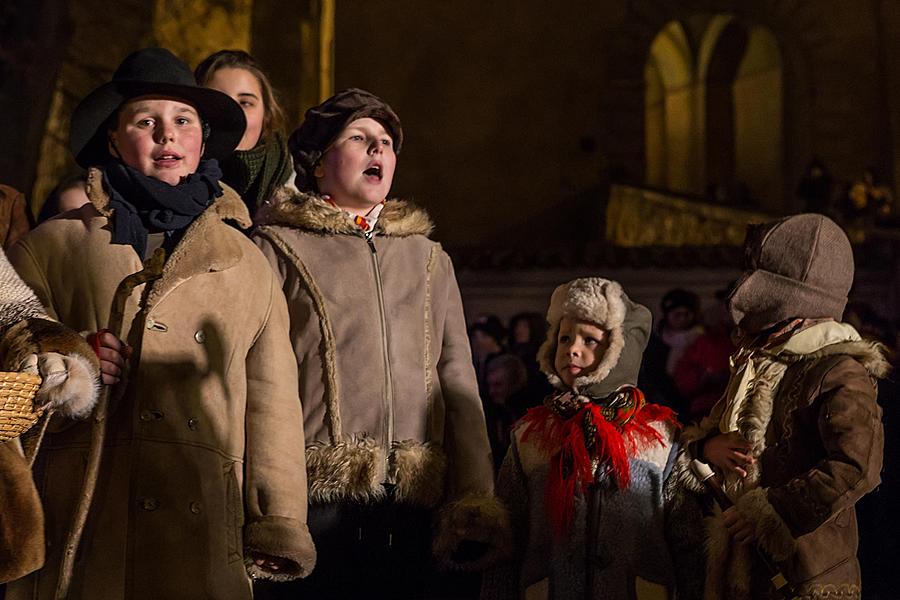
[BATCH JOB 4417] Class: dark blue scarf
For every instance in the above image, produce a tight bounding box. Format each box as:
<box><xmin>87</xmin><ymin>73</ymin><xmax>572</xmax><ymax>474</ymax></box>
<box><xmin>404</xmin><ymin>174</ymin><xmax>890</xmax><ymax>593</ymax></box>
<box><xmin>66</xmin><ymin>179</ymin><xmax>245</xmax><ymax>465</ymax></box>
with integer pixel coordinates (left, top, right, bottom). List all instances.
<box><xmin>102</xmin><ymin>159</ymin><xmax>224</xmax><ymax>259</ymax></box>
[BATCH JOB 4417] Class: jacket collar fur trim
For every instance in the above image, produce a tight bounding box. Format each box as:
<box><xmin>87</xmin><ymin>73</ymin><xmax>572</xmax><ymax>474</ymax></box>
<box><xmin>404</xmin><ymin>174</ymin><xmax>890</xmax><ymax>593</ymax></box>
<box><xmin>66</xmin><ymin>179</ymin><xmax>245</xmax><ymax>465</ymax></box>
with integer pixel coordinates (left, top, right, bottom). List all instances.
<box><xmin>765</xmin><ymin>338</ymin><xmax>891</xmax><ymax>379</ymax></box>
<box><xmin>257</xmin><ymin>188</ymin><xmax>434</xmax><ymax>237</ymax></box>
<box><xmin>85</xmin><ymin>167</ymin><xmax>252</xmax><ymax>308</ymax></box>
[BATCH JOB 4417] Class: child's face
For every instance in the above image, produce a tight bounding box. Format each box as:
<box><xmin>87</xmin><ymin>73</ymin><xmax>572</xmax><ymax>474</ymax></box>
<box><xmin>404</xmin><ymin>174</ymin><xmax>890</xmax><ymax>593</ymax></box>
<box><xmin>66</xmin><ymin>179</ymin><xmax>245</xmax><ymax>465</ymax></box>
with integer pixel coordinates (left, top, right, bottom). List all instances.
<box><xmin>109</xmin><ymin>96</ymin><xmax>204</xmax><ymax>186</ymax></box>
<box><xmin>316</xmin><ymin>117</ymin><xmax>396</xmax><ymax>211</ymax></box>
<box><xmin>554</xmin><ymin>316</ymin><xmax>609</xmax><ymax>387</ymax></box>
<box><xmin>205</xmin><ymin>67</ymin><xmax>264</xmax><ymax>151</ymax></box>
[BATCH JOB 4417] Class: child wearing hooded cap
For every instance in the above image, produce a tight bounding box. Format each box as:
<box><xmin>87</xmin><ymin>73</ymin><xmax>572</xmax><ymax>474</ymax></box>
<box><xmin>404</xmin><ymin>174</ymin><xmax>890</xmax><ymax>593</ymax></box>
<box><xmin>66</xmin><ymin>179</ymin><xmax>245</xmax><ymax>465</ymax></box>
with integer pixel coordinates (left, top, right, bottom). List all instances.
<box><xmin>671</xmin><ymin>214</ymin><xmax>889</xmax><ymax>599</ymax></box>
<box><xmin>252</xmin><ymin>89</ymin><xmax>508</xmax><ymax>598</ymax></box>
<box><xmin>481</xmin><ymin>277</ymin><xmax>680</xmax><ymax>600</ymax></box>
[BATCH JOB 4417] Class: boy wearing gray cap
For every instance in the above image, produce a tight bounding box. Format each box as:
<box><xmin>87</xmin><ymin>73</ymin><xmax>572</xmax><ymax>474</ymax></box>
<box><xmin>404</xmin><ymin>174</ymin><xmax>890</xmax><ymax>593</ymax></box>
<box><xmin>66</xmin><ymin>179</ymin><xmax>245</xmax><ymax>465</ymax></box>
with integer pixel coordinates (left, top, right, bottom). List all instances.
<box><xmin>253</xmin><ymin>89</ymin><xmax>508</xmax><ymax>598</ymax></box>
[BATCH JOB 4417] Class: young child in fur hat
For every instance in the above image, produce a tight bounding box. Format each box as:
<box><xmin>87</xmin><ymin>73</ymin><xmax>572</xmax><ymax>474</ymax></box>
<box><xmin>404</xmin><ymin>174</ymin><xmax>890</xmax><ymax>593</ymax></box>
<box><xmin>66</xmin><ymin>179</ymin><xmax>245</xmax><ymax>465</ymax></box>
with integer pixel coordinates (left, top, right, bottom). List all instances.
<box><xmin>252</xmin><ymin>89</ymin><xmax>508</xmax><ymax>599</ymax></box>
<box><xmin>481</xmin><ymin>277</ymin><xmax>680</xmax><ymax>600</ymax></box>
<box><xmin>672</xmin><ymin>213</ymin><xmax>888</xmax><ymax>600</ymax></box>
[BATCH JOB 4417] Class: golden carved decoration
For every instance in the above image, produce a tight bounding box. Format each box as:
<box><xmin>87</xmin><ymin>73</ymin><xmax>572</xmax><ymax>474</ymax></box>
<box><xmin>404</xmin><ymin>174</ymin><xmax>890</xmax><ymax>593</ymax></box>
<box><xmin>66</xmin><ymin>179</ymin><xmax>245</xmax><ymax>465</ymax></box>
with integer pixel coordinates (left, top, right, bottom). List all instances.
<box><xmin>606</xmin><ymin>184</ymin><xmax>769</xmax><ymax>247</ymax></box>
<box><xmin>153</xmin><ymin>0</ymin><xmax>253</xmax><ymax>67</ymax></box>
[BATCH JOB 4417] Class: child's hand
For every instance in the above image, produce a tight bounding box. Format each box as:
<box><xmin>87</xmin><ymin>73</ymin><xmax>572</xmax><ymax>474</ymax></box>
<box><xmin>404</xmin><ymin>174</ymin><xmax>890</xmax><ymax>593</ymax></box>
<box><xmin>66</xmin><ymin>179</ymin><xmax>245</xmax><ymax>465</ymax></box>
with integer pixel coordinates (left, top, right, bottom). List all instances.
<box><xmin>250</xmin><ymin>552</ymin><xmax>290</xmax><ymax>573</ymax></box>
<box><xmin>87</xmin><ymin>330</ymin><xmax>132</xmax><ymax>386</ymax></box>
<box><xmin>702</xmin><ymin>431</ymin><xmax>755</xmax><ymax>478</ymax></box>
<box><xmin>723</xmin><ymin>506</ymin><xmax>756</xmax><ymax>544</ymax></box>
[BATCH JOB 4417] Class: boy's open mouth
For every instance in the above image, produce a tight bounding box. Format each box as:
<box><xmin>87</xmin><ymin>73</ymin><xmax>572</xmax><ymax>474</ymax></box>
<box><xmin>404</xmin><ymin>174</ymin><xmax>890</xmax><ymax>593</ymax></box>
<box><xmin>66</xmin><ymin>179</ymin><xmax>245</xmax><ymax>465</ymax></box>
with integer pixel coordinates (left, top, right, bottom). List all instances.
<box><xmin>363</xmin><ymin>164</ymin><xmax>382</xmax><ymax>180</ymax></box>
<box><xmin>153</xmin><ymin>152</ymin><xmax>183</xmax><ymax>165</ymax></box>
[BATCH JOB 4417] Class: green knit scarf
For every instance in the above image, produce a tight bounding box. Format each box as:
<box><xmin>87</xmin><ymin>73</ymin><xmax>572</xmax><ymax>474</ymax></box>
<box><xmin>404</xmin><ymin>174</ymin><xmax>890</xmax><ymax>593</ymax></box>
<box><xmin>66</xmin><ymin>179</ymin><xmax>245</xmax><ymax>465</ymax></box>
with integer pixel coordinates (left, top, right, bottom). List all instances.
<box><xmin>220</xmin><ymin>133</ymin><xmax>292</xmax><ymax>217</ymax></box>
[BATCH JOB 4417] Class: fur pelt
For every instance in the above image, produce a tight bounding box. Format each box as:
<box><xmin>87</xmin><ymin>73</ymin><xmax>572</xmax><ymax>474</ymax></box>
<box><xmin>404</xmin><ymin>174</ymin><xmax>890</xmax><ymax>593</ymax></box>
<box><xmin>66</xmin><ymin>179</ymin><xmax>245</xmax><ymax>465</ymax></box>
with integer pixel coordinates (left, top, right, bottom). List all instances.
<box><xmin>257</xmin><ymin>188</ymin><xmax>434</xmax><ymax>237</ymax></box>
<box><xmin>243</xmin><ymin>516</ymin><xmax>317</xmax><ymax>582</ymax></box>
<box><xmin>432</xmin><ymin>493</ymin><xmax>512</xmax><ymax>572</ymax></box>
<box><xmin>306</xmin><ymin>437</ymin><xmax>448</xmax><ymax>507</ymax></box>
<box><xmin>537</xmin><ymin>278</ymin><xmax>629</xmax><ymax>390</ymax></box>
<box><xmin>0</xmin><ymin>318</ymin><xmax>101</xmax><ymax>418</ymax></box>
<box><xmin>0</xmin><ymin>440</ymin><xmax>44</xmax><ymax>583</ymax></box>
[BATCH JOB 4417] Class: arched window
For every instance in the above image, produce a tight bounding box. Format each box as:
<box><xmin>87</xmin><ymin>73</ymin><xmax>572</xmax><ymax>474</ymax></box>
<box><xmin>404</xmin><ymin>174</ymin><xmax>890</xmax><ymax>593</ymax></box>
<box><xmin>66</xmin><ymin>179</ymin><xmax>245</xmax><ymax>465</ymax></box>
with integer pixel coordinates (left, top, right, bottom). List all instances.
<box><xmin>645</xmin><ymin>21</ymin><xmax>697</xmax><ymax>193</ymax></box>
<box><xmin>645</xmin><ymin>15</ymin><xmax>783</xmax><ymax>206</ymax></box>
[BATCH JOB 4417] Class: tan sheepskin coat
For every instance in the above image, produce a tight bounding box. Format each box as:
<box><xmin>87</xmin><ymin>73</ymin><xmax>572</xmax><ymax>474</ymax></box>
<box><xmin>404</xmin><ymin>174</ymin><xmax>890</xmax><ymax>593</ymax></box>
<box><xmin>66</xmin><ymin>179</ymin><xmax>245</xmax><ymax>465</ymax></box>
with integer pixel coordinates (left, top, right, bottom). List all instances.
<box><xmin>5</xmin><ymin>169</ymin><xmax>315</xmax><ymax>599</ymax></box>
<box><xmin>254</xmin><ymin>191</ymin><xmax>508</xmax><ymax>569</ymax></box>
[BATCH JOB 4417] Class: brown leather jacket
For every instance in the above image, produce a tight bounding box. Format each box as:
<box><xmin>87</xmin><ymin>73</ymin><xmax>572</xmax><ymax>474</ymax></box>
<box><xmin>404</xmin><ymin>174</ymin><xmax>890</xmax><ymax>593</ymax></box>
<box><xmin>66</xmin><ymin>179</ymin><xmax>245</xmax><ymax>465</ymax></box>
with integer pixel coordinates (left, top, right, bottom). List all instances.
<box><xmin>672</xmin><ymin>336</ymin><xmax>889</xmax><ymax>600</ymax></box>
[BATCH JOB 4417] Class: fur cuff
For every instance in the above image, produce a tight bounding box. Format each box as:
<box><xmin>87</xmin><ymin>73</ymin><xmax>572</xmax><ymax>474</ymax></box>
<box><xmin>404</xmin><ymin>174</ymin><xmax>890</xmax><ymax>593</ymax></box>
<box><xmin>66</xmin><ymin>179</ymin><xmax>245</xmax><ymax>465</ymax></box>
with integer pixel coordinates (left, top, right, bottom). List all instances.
<box><xmin>33</xmin><ymin>352</ymin><xmax>101</xmax><ymax>418</ymax></box>
<box><xmin>390</xmin><ymin>440</ymin><xmax>447</xmax><ymax>507</ymax></box>
<box><xmin>0</xmin><ymin>319</ymin><xmax>100</xmax><ymax>373</ymax></box>
<box><xmin>735</xmin><ymin>487</ymin><xmax>797</xmax><ymax>562</ymax></box>
<box><xmin>244</xmin><ymin>516</ymin><xmax>317</xmax><ymax>582</ymax></box>
<box><xmin>433</xmin><ymin>493</ymin><xmax>512</xmax><ymax>572</ymax></box>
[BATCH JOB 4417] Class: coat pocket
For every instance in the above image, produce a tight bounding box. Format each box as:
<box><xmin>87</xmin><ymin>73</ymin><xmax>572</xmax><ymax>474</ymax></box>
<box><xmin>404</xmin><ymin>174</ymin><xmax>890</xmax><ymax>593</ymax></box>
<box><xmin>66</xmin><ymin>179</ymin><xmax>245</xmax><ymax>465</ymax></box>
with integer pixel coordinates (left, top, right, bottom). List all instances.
<box><xmin>223</xmin><ymin>461</ymin><xmax>244</xmax><ymax>564</ymax></box>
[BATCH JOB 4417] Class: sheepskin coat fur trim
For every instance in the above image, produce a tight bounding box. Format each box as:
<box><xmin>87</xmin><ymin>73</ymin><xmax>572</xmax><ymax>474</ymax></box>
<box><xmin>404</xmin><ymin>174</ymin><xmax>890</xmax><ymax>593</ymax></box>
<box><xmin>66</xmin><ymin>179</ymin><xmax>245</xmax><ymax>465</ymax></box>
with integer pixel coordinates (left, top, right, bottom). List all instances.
<box><xmin>6</xmin><ymin>173</ymin><xmax>314</xmax><ymax>599</ymax></box>
<box><xmin>672</xmin><ymin>336</ymin><xmax>888</xmax><ymax>600</ymax></box>
<box><xmin>258</xmin><ymin>187</ymin><xmax>434</xmax><ymax>237</ymax></box>
<box><xmin>254</xmin><ymin>190</ymin><xmax>506</xmax><ymax>567</ymax></box>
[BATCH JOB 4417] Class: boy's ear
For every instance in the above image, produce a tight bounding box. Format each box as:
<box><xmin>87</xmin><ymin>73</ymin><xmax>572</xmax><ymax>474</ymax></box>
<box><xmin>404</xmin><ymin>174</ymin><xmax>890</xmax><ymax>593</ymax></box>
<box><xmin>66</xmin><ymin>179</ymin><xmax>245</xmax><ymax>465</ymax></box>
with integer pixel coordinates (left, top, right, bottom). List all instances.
<box><xmin>313</xmin><ymin>163</ymin><xmax>325</xmax><ymax>178</ymax></box>
<box><xmin>107</xmin><ymin>133</ymin><xmax>120</xmax><ymax>159</ymax></box>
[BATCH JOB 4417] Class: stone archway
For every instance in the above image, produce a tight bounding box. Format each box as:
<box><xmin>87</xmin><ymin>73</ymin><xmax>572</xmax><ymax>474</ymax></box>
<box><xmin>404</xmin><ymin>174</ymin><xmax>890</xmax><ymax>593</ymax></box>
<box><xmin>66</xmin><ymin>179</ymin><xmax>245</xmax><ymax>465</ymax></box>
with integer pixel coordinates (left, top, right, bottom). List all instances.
<box><xmin>603</xmin><ymin>0</ymin><xmax>835</xmax><ymax>213</ymax></box>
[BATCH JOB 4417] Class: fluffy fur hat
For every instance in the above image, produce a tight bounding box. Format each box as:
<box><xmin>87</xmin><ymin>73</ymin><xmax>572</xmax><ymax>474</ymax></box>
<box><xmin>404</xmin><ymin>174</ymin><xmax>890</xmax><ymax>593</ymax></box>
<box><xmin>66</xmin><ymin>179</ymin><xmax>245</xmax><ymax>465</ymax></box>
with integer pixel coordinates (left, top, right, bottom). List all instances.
<box><xmin>538</xmin><ymin>278</ymin><xmax>652</xmax><ymax>396</ymax></box>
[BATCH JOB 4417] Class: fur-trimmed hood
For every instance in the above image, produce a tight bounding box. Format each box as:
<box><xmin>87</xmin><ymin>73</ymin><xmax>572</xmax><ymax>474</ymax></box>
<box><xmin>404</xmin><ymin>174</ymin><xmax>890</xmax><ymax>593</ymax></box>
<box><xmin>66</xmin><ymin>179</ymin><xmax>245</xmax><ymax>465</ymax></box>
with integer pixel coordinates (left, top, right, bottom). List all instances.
<box><xmin>538</xmin><ymin>278</ymin><xmax>652</xmax><ymax>397</ymax></box>
<box><xmin>256</xmin><ymin>188</ymin><xmax>433</xmax><ymax>237</ymax></box>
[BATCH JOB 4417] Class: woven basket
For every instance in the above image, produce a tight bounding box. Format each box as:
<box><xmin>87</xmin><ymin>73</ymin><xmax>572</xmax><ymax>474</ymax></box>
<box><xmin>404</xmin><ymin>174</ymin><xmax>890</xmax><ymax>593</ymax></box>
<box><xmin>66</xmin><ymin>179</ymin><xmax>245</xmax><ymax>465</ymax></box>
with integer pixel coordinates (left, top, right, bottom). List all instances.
<box><xmin>0</xmin><ymin>371</ymin><xmax>43</xmax><ymax>442</ymax></box>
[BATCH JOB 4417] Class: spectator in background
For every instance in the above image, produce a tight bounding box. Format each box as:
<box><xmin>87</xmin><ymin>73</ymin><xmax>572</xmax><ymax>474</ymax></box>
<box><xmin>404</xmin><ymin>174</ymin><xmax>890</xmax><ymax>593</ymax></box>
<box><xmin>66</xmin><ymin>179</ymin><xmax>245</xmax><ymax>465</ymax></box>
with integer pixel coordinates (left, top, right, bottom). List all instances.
<box><xmin>674</xmin><ymin>282</ymin><xmax>736</xmax><ymax>423</ymax></box>
<box><xmin>195</xmin><ymin>49</ymin><xmax>294</xmax><ymax>218</ymax></box>
<box><xmin>470</xmin><ymin>314</ymin><xmax>506</xmax><ymax>397</ymax></box>
<box><xmin>797</xmin><ymin>157</ymin><xmax>834</xmax><ymax>216</ymax></box>
<box><xmin>507</xmin><ymin>311</ymin><xmax>552</xmax><ymax>409</ymax></box>
<box><xmin>639</xmin><ymin>288</ymin><xmax>703</xmax><ymax>417</ymax></box>
<box><xmin>0</xmin><ymin>184</ymin><xmax>32</xmax><ymax>248</ymax></box>
<box><xmin>484</xmin><ymin>353</ymin><xmax>528</xmax><ymax>472</ymax></box>
<box><xmin>36</xmin><ymin>172</ymin><xmax>89</xmax><ymax>223</ymax></box>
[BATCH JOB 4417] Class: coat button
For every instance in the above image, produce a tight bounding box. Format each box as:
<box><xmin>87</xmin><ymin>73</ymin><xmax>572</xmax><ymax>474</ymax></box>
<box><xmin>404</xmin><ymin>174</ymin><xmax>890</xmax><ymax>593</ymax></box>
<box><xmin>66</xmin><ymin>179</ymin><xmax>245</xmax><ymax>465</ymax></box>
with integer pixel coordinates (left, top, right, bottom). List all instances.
<box><xmin>194</xmin><ymin>330</ymin><xmax>206</xmax><ymax>343</ymax></box>
<box><xmin>140</xmin><ymin>497</ymin><xmax>159</xmax><ymax>511</ymax></box>
<box><xmin>140</xmin><ymin>409</ymin><xmax>164</xmax><ymax>421</ymax></box>
<box><xmin>188</xmin><ymin>418</ymin><xmax>199</xmax><ymax>430</ymax></box>
<box><xmin>190</xmin><ymin>501</ymin><xmax>202</xmax><ymax>514</ymax></box>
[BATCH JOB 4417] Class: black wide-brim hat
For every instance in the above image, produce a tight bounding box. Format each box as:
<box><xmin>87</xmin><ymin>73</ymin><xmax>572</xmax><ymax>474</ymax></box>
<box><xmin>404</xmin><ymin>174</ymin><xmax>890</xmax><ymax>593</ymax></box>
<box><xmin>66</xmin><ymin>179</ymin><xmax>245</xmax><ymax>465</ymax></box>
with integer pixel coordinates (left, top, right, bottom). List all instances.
<box><xmin>70</xmin><ymin>47</ymin><xmax>246</xmax><ymax>168</ymax></box>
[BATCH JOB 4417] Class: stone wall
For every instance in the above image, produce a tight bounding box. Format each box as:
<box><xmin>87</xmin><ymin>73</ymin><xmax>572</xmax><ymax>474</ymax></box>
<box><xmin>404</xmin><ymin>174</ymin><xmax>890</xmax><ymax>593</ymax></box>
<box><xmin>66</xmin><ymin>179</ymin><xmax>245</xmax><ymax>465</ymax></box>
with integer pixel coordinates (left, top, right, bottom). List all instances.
<box><xmin>334</xmin><ymin>0</ymin><xmax>897</xmax><ymax>248</ymax></box>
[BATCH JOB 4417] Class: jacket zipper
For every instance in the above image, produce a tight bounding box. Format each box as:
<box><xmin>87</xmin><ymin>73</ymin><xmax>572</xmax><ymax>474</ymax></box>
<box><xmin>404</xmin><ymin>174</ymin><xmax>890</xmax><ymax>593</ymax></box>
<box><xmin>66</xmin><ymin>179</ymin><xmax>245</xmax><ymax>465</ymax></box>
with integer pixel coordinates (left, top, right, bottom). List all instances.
<box><xmin>366</xmin><ymin>233</ymin><xmax>395</xmax><ymax>485</ymax></box>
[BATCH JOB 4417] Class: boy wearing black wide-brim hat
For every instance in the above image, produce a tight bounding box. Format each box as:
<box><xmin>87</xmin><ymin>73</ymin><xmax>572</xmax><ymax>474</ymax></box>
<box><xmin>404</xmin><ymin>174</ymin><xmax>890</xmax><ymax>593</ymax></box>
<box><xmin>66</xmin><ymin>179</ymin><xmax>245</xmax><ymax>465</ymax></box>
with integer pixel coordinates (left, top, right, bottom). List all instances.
<box><xmin>7</xmin><ymin>47</ymin><xmax>315</xmax><ymax>599</ymax></box>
